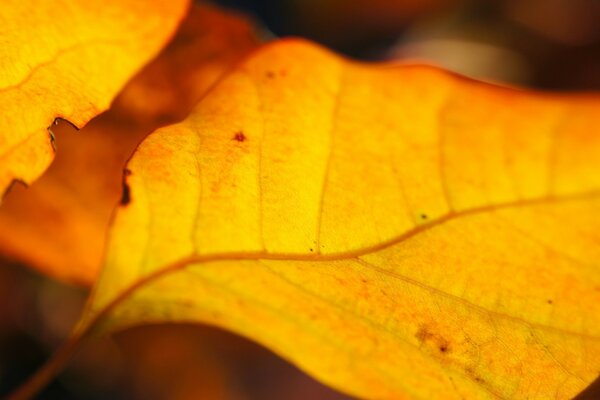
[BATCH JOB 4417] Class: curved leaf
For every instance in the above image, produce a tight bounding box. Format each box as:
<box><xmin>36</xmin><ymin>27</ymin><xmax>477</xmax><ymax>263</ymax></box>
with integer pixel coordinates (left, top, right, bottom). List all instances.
<box><xmin>82</xmin><ymin>40</ymin><xmax>600</xmax><ymax>399</ymax></box>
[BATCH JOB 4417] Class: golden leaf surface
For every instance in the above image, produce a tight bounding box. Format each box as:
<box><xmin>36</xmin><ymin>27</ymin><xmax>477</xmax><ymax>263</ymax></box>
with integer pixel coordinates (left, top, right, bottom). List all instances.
<box><xmin>80</xmin><ymin>40</ymin><xmax>600</xmax><ymax>399</ymax></box>
<box><xmin>0</xmin><ymin>0</ymin><xmax>189</xmax><ymax>195</ymax></box>
<box><xmin>0</xmin><ymin>3</ymin><xmax>260</xmax><ymax>285</ymax></box>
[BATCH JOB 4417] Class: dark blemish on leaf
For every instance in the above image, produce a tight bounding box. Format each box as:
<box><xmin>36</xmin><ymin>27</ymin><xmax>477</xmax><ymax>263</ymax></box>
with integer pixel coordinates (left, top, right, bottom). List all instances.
<box><xmin>233</xmin><ymin>131</ymin><xmax>246</xmax><ymax>142</ymax></box>
<box><xmin>120</xmin><ymin>168</ymin><xmax>132</xmax><ymax>206</ymax></box>
<box><xmin>309</xmin><ymin>248</ymin><xmax>314</xmax><ymax>252</ymax></box>
<box><xmin>466</xmin><ymin>367</ymin><xmax>485</xmax><ymax>384</ymax></box>
<box><xmin>416</xmin><ymin>324</ymin><xmax>451</xmax><ymax>354</ymax></box>
<box><xmin>420</xmin><ymin>214</ymin><xmax>428</xmax><ymax>220</ymax></box>
<box><xmin>436</xmin><ymin>336</ymin><xmax>451</xmax><ymax>354</ymax></box>
<box><xmin>266</xmin><ymin>71</ymin><xmax>275</xmax><ymax>79</ymax></box>
<box><xmin>547</xmin><ymin>299</ymin><xmax>553</xmax><ymax>304</ymax></box>
<box><xmin>415</xmin><ymin>325</ymin><xmax>433</xmax><ymax>343</ymax></box>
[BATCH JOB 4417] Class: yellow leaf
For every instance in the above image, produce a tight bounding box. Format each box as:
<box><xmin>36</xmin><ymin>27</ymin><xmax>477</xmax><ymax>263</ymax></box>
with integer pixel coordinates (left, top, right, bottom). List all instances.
<box><xmin>0</xmin><ymin>3</ymin><xmax>261</xmax><ymax>285</ymax></box>
<box><xmin>61</xmin><ymin>40</ymin><xmax>600</xmax><ymax>399</ymax></box>
<box><xmin>0</xmin><ymin>0</ymin><xmax>189</xmax><ymax>196</ymax></box>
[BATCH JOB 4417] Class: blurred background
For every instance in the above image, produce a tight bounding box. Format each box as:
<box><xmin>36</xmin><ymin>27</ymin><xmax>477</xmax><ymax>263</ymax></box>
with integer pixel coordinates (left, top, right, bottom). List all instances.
<box><xmin>221</xmin><ymin>0</ymin><xmax>600</xmax><ymax>90</ymax></box>
<box><xmin>1</xmin><ymin>0</ymin><xmax>599</xmax><ymax>399</ymax></box>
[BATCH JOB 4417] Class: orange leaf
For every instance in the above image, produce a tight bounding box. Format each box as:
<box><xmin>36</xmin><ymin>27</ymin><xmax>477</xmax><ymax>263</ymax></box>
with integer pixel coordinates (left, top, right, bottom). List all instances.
<box><xmin>23</xmin><ymin>40</ymin><xmax>600</xmax><ymax>399</ymax></box>
<box><xmin>0</xmin><ymin>3</ymin><xmax>261</xmax><ymax>286</ymax></box>
<box><xmin>0</xmin><ymin>0</ymin><xmax>189</xmax><ymax>196</ymax></box>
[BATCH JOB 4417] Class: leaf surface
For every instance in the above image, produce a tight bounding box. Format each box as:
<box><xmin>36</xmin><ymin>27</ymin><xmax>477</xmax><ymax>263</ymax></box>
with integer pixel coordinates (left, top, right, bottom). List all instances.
<box><xmin>0</xmin><ymin>3</ymin><xmax>260</xmax><ymax>285</ymax></box>
<box><xmin>81</xmin><ymin>40</ymin><xmax>600</xmax><ymax>399</ymax></box>
<box><xmin>0</xmin><ymin>0</ymin><xmax>189</xmax><ymax>195</ymax></box>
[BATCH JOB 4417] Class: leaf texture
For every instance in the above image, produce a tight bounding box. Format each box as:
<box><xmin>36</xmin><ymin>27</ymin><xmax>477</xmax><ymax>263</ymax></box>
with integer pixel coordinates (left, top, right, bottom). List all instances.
<box><xmin>80</xmin><ymin>40</ymin><xmax>600</xmax><ymax>399</ymax></box>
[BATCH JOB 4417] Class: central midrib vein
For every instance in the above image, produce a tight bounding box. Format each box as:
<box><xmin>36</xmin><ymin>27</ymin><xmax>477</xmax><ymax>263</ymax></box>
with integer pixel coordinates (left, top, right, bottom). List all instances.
<box><xmin>84</xmin><ymin>188</ymin><xmax>600</xmax><ymax>341</ymax></box>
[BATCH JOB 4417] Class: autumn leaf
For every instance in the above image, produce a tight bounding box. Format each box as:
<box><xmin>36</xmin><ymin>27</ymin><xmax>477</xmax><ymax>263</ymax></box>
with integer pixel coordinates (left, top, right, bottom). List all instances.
<box><xmin>18</xmin><ymin>39</ymin><xmax>600</xmax><ymax>399</ymax></box>
<box><xmin>0</xmin><ymin>0</ymin><xmax>189</xmax><ymax>196</ymax></box>
<box><xmin>0</xmin><ymin>3</ymin><xmax>261</xmax><ymax>286</ymax></box>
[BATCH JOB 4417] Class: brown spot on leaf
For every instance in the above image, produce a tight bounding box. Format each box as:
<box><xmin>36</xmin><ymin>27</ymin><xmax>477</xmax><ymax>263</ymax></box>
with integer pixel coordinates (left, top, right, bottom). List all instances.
<box><xmin>466</xmin><ymin>367</ymin><xmax>486</xmax><ymax>384</ymax></box>
<box><xmin>415</xmin><ymin>325</ymin><xmax>434</xmax><ymax>342</ymax></box>
<box><xmin>233</xmin><ymin>131</ymin><xmax>246</xmax><ymax>142</ymax></box>
<box><xmin>415</xmin><ymin>324</ymin><xmax>451</xmax><ymax>354</ymax></box>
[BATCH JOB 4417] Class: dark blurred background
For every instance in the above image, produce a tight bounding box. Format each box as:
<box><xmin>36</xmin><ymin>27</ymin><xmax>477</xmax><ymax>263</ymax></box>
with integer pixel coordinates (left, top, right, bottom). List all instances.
<box><xmin>1</xmin><ymin>0</ymin><xmax>599</xmax><ymax>399</ymax></box>
<box><xmin>0</xmin><ymin>261</ymin><xmax>351</xmax><ymax>399</ymax></box>
<box><xmin>221</xmin><ymin>0</ymin><xmax>600</xmax><ymax>90</ymax></box>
